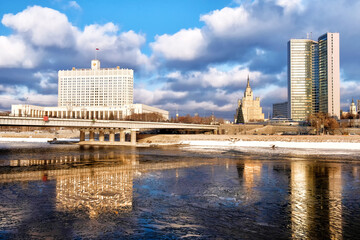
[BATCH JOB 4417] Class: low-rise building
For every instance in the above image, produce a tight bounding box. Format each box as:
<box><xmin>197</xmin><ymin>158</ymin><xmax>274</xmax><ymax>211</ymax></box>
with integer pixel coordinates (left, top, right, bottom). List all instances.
<box><xmin>272</xmin><ymin>102</ymin><xmax>288</xmax><ymax>118</ymax></box>
<box><xmin>10</xmin><ymin>104</ymin><xmax>169</xmax><ymax>120</ymax></box>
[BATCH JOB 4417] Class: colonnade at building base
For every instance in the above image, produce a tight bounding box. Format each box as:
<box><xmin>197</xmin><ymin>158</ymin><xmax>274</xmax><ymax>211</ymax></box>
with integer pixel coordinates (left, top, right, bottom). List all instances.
<box><xmin>79</xmin><ymin>128</ymin><xmax>138</xmax><ymax>146</ymax></box>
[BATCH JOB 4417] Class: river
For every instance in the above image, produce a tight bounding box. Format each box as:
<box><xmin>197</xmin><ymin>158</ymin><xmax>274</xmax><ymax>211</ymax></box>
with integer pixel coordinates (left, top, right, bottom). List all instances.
<box><xmin>0</xmin><ymin>142</ymin><xmax>359</xmax><ymax>239</ymax></box>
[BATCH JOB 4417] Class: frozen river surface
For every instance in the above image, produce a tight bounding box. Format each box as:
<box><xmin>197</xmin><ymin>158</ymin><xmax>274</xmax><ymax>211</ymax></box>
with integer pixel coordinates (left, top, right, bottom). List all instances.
<box><xmin>0</xmin><ymin>142</ymin><xmax>360</xmax><ymax>239</ymax></box>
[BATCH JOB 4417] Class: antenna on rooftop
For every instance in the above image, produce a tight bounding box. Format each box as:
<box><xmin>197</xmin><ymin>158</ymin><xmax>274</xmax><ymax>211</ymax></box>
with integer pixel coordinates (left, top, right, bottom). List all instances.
<box><xmin>95</xmin><ymin>48</ymin><xmax>99</xmax><ymax>60</ymax></box>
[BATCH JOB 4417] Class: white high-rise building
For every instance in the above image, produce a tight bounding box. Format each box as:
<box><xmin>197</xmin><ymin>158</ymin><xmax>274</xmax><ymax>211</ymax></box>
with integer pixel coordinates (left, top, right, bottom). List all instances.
<box><xmin>58</xmin><ymin>60</ymin><xmax>133</xmax><ymax>107</ymax></box>
<box><xmin>11</xmin><ymin>59</ymin><xmax>169</xmax><ymax>120</ymax></box>
<box><xmin>318</xmin><ymin>33</ymin><xmax>340</xmax><ymax>118</ymax></box>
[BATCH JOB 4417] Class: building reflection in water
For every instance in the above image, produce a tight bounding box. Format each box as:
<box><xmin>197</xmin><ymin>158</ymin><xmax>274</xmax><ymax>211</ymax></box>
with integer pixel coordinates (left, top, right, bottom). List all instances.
<box><xmin>328</xmin><ymin>164</ymin><xmax>342</xmax><ymax>240</ymax></box>
<box><xmin>236</xmin><ymin>160</ymin><xmax>263</xmax><ymax>204</ymax></box>
<box><xmin>55</xmin><ymin>157</ymin><xmax>136</xmax><ymax>218</ymax></box>
<box><xmin>5</xmin><ymin>150</ymin><xmax>215</xmax><ymax>219</ymax></box>
<box><xmin>290</xmin><ymin>161</ymin><xmax>343</xmax><ymax>239</ymax></box>
<box><xmin>8</xmin><ymin>151</ymin><xmax>138</xmax><ymax>218</ymax></box>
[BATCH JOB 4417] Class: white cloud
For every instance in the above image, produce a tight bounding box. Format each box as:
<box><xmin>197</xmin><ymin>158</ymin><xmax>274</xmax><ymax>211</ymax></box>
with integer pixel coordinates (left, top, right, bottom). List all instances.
<box><xmin>0</xmin><ymin>85</ymin><xmax>57</xmax><ymax>109</ymax></box>
<box><xmin>168</xmin><ymin>65</ymin><xmax>263</xmax><ymax>88</ymax></box>
<box><xmin>135</xmin><ymin>64</ymin><xmax>276</xmax><ymax>115</ymax></box>
<box><xmin>2</xmin><ymin>6</ymin><xmax>75</xmax><ymax>48</ymax></box>
<box><xmin>0</xmin><ymin>6</ymin><xmax>150</xmax><ymax>70</ymax></box>
<box><xmin>76</xmin><ymin>23</ymin><xmax>118</xmax><ymax>48</ymax></box>
<box><xmin>200</xmin><ymin>6</ymin><xmax>249</xmax><ymax>37</ymax></box>
<box><xmin>134</xmin><ymin>87</ymin><xmax>188</xmax><ymax>105</ymax></box>
<box><xmin>34</xmin><ymin>71</ymin><xmax>57</xmax><ymax>90</ymax></box>
<box><xmin>214</xmin><ymin>88</ymin><xmax>242</xmax><ymax>104</ymax></box>
<box><xmin>151</xmin><ymin>28</ymin><xmax>206</xmax><ymax>60</ymax></box>
<box><xmin>162</xmin><ymin>100</ymin><xmax>234</xmax><ymax>112</ymax></box>
<box><xmin>166</xmin><ymin>71</ymin><xmax>182</xmax><ymax>79</ymax></box>
<box><xmin>149</xmin><ymin>0</ymin><xmax>307</xmax><ymax>63</ymax></box>
<box><xmin>341</xmin><ymin>80</ymin><xmax>360</xmax><ymax>103</ymax></box>
<box><xmin>75</xmin><ymin>24</ymin><xmax>150</xmax><ymax>67</ymax></box>
<box><xmin>258</xmin><ymin>86</ymin><xmax>287</xmax><ymax>101</ymax></box>
<box><xmin>275</xmin><ymin>0</ymin><xmax>305</xmax><ymax>14</ymax></box>
<box><xmin>0</xmin><ymin>84</ymin><xmax>16</xmax><ymax>94</ymax></box>
<box><xmin>68</xmin><ymin>1</ymin><xmax>81</xmax><ymax>10</ymax></box>
<box><xmin>0</xmin><ymin>35</ymin><xmax>40</xmax><ymax>68</ymax></box>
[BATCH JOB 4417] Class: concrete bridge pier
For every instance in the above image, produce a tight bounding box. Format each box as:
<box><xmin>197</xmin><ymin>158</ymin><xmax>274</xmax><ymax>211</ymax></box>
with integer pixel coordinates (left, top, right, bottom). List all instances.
<box><xmin>99</xmin><ymin>129</ymin><xmax>105</xmax><ymax>142</ymax></box>
<box><xmin>131</xmin><ymin>129</ymin><xmax>138</xmax><ymax>145</ymax></box>
<box><xmin>120</xmin><ymin>129</ymin><xmax>125</xmax><ymax>143</ymax></box>
<box><xmin>80</xmin><ymin>130</ymin><xmax>85</xmax><ymax>141</ymax></box>
<box><xmin>89</xmin><ymin>130</ymin><xmax>95</xmax><ymax>142</ymax></box>
<box><xmin>109</xmin><ymin>129</ymin><xmax>115</xmax><ymax>142</ymax></box>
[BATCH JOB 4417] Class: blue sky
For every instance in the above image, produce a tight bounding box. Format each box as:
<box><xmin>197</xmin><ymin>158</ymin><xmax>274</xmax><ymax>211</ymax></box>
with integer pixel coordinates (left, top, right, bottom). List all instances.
<box><xmin>0</xmin><ymin>0</ymin><xmax>359</xmax><ymax>119</ymax></box>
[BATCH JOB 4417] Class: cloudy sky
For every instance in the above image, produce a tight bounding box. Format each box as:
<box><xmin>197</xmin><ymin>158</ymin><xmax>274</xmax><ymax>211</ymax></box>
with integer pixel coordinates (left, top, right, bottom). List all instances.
<box><xmin>0</xmin><ymin>0</ymin><xmax>359</xmax><ymax>119</ymax></box>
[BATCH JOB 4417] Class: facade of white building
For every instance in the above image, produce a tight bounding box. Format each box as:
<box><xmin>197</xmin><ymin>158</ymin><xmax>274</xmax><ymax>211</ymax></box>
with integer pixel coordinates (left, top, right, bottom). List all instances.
<box><xmin>58</xmin><ymin>60</ymin><xmax>133</xmax><ymax>107</ymax></box>
<box><xmin>11</xmin><ymin>104</ymin><xmax>169</xmax><ymax>120</ymax></box>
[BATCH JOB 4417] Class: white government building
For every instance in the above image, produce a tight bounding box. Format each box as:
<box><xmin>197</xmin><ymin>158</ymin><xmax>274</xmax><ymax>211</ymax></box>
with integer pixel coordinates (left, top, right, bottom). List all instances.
<box><xmin>11</xmin><ymin>60</ymin><xmax>169</xmax><ymax>120</ymax></box>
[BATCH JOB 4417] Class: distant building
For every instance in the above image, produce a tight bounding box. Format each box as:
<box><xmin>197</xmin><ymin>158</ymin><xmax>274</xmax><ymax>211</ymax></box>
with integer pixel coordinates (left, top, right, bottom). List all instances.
<box><xmin>234</xmin><ymin>76</ymin><xmax>264</xmax><ymax>123</ymax></box>
<box><xmin>288</xmin><ymin>32</ymin><xmax>340</xmax><ymax>121</ymax></box>
<box><xmin>350</xmin><ymin>99</ymin><xmax>357</xmax><ymax>115</ymax></box>
<box><xmin>272</xmin><ymin>102</ymin><xmax>288</xmax><ymax>118</ymax></box>
<box><xmin>357</xmin><ymin>100</ymin><xmax>360</xmax><ymax>115</ymax></box>
<box><xmin>11</xmin><ymin>59</ymin><xmax>169</xmax><ymax>120</ymax></box>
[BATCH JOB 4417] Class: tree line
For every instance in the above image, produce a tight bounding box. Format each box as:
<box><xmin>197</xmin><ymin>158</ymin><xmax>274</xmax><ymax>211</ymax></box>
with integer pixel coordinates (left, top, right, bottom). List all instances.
<box><xmin>124</xmin><ymin>112</ymin><xmax>224</xmax><ymax>124</ymax></box>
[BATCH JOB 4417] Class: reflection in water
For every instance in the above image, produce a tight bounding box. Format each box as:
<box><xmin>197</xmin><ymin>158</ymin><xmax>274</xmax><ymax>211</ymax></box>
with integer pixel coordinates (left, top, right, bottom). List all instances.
<box><xmin>237</xmin><ymin>161</ymin><xmax>263</xmax><ymax>204</ymax></box>
<box><xmin>2</xmin><ymin>148</ymin><xmax>217</xmax><ymax>220</ymax></box>
<box><xmin>291</xmin><ymin>161</ymin><xmax>343</xmax><ymax>239</ymax></box>
<box><xmin>1</xmin><ymin>144</ymin><xmax>360</xmax><ymax>239</ymax></box>
<box><xmin>56</xmin><ymin>165</ymin><xmax>134</xmax><ymax>218</ymax></box>
<box><xmin>328</xmin><ymin>165</ymin><xmax>342</xmax><ymax>240</ymax></box>
<box><xmin>243</xmin><ymin>161</ymin><xmax>262</xmax><ymax>189</ymax></box>
<box><xmin>8</xmin><ymin>151</ymin><xmax>138</xmax><ymax>218</ymax></box>
<box><xmin>291</xmin><ymin>162</ymin><xmax>310</xmax><ymax>239</ymax></box>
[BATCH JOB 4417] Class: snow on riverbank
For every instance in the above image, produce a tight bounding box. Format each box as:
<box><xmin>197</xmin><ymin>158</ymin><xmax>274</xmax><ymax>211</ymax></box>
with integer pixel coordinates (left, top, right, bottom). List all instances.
<box><xmin>0</xmin><ymin>137</ymin><xmax>359</xmax><ymax>152</ymax></box>
<box><xmin>181</xmin><ymin>140</ymin><xmax>360</xmax><ymax>151</ymax></box>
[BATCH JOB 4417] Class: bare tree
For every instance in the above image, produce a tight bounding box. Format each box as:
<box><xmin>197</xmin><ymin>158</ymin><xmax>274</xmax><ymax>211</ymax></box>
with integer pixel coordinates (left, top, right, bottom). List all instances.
<box><xmin>308</xmin><ymin>113</ymin><xmax>339</xmax><ymax>135</ymax></box>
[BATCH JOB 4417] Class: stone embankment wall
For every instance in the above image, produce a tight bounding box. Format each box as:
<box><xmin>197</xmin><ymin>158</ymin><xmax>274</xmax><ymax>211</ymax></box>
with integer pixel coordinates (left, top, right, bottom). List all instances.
<box><xmin>0</xmin><ymin>129</ymin><xmax>79</xmax><ymax>139</ymax></box>
<box><xmin>218</xmin><ymin>124</ymin><xmax>360</xmax><ymax>135</ymax></box>
<box><xmin>138</xmin><ymin>134</ymin><xmax>360</xmax><ymax>144</ymax></box>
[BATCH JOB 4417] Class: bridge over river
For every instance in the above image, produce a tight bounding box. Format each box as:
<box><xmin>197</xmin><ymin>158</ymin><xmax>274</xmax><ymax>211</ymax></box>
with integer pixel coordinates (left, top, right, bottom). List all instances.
<box><xmin>0</xmin><ymin>116</ymin><xmax>219</xmax><ymax>145</ymax></box>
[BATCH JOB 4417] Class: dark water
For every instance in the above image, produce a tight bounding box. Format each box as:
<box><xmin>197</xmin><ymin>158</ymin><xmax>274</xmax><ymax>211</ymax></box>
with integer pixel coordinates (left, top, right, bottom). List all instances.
<box><xmin>0</xmin><ymin>143</ymin><xmax>360</xmax><ymax>239</ymax></box>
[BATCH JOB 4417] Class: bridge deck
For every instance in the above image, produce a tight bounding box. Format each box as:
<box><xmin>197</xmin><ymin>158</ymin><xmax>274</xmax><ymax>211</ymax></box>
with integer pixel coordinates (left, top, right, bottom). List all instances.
<box><xmin>0</xmin><ymin>116</ymin><xmax>218</xmax><ymax>130</ymax></box>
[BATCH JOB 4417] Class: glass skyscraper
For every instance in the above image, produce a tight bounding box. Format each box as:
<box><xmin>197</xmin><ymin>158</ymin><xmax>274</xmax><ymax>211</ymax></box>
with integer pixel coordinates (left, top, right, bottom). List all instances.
<box><xmin>288</xmin><ymin>39</ymin><xmax>317</xmax><ymax>121</ymax></box>
<box><xmin>288</xmin><ymin>33</ymin><xmax>340</xmax><ymax>121</ymax></box>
